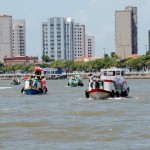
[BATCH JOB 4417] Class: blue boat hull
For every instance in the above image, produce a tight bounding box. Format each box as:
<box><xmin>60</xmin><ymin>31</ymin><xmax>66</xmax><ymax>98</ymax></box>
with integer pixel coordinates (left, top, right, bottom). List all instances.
<box><xmin>24</xmin><ymin>88</ymin><xmax>43</xmax><ymax>95</ymax></box>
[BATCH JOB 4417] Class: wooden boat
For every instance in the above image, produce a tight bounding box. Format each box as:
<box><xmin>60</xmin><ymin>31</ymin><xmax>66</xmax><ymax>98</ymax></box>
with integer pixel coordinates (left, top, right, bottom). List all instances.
<box><xmin>68</xmin><ymin>75</ymin><xmax>84</xmax><ymax>87</ymax></box>
<box><xmin>85</xmin><ymin>67</ymin><xmax>130</xmax><ymax>99</ymax></box>
<box><xmin>21</xmin><ymin>67</ymin><xmax>48</xmax><ymax>95</ymax></box>
<box><xmin>11</xmin><ymin>77</ymin><xmax>20</xmax><ymax>85</ymax></box>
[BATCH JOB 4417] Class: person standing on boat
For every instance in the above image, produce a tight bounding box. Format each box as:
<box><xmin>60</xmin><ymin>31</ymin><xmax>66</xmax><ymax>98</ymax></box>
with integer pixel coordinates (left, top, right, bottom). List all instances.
<box><xmin>41</xmin><ymin>77</ymin><xmax>46</xmax><ymax>87</ymax></box>
<box><xmin>41</xmin><ymin>77</ymin><xmax>47</xmax><ymax>93</ymax></box>
<box><xmin>33</xmin><ymin>77</ymin><xmax>38</xmax><ymax>89</ymax></box>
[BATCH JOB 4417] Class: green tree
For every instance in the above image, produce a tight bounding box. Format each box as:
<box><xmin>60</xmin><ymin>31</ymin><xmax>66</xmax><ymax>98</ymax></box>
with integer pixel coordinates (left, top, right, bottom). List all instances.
<box><xmin>111</xmin><ymin>52</ymin><xmax>119</xmax><ymax>59</ymax></box>
<box><xmin>41</xmin><ymin>55</ymin><xmax>54</xmax><ymax>62</ymax></box>
<box><xmin>146</xmin><ymin>50</ymin><xmax>150</xmax><ymax>55</ymax></box>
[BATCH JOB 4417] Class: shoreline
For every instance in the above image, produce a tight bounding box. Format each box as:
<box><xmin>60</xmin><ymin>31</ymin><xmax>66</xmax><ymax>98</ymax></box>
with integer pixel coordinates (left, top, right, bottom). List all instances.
<box><xmin>125</xmin><ymin>75</ymin><xmax>150</xmax><ymax>79</ymax></box>
<box><xmin>1</xmin><ymin>75</ymin><xmax>150</xmax><ymax>80</ymax></box>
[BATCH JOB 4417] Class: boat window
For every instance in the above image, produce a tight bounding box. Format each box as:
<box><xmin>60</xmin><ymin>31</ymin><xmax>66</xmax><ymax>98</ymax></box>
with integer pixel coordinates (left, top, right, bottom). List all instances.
<box><xmin>104</xmin><ymin>71</ymin><xmax>107</xmax><ymax>76</ymax></box>
<box><xmin>108</xmin><ymin>71</ymin><xmax>115</xmax><ymax>76</ymax></box>
<box><xmin>116</xmin><ymin>71</ymin><xmax>120</xmax><ymax>75</ymax></box>
<box><xmin>99</xmin><ymin>81</ymin><xmax>103</xmax><ymax>89</ymax></box>
<box><xmin>95</xmin><ymin>82</ymin><xmax>99</xmax><ymax>88</ymax></box>
<box><xmin>121</xmin><ymin>71</ymin><xmax>125</xmax><ymax>76</ymax></box>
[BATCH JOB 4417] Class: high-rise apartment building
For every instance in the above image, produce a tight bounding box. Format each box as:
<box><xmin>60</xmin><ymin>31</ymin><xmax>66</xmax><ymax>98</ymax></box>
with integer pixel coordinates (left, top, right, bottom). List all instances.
<box><xmin>0</xmin><ymin>14</ymin><xmax>13</xmax><ymax>62</ymax></box>
<box><xmin>115</xmin><ymin>6</ymin><xmax>138</xmax><ymax>59</ymax></box>
<box><xmin>74</xmin><ymin>23</ymin><xmax>85</xmax><ymax>59</ymax></box>
<box><xmin>66</xmin><ymin>17</ymin><xmax>74</xmax><ymax>60</ymax></box>
<box><xmin>148</xmin><ymin>30</ymin><xmax>150</xmax><ymax>52</ymax></box>
<box><xmin>12</xmin><ymin>19</ymin><xmax>26</xmax><ymax>56</ymax></box>
<box><xmin>42</xmin><ymin>17</ymin><xmax>66</xmax><ymax>60</ymax></box>
<box><xmin>42</xmin><ymin>17</ymin><xmax>95</xmax><ymax>61</ymax></box>
<box><xmin>85</xmin><ymin>35</ymin><xmax>95</xmax><ymax>57</ymax></box>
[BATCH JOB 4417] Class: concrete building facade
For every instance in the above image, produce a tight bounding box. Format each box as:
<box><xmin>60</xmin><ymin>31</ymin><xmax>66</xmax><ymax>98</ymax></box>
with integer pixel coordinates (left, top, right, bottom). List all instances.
<box><xmin>65</xmin><ymin>17</ymin><xmax>74</xmax><ymax>60</ymax></box>
<box><xmin>148</xmin><ymin>30</ymin><xmax>150</xmax><ymax>52</ymax></box>
<box><xmin>42</xmin><ymin>17</ymin><xmax>95</xmax><ymax>61</ymax></box>
<box><xmin>85</xmin><ymin>35</ymin><xmax>95</xmax><ymax>57</ymax></box>
<box><xmin>74</xmin><ymin>23</ymin><xmax>85</xmax><ymax>59</ymax></box>
<box><xmin>0</xmin><ymin>14</ymin><xmax>13</xmax><ymax>62</ymax></box>
<box><xmin>12</xmin><ymin>19</ymin><xmax>26</xmax><ymax>56</ymax></box>
<box><xmin>42</xmin><ymin>17</ymin><xmax>66</xmax><ymax>60</ymax></box>
<box><xmin>115</xmin><ymin>6</ymin><xmax>138</xmax><ymax>59</ymax></box>
<box><xmin>4</xmin><ymin>56</ymin><xmax>38</xmax><ymax>66</ymax></box>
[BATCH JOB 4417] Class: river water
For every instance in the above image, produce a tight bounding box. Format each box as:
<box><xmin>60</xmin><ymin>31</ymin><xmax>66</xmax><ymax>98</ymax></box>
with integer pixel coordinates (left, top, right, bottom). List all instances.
<box><xmin>0</xmin><ymin>79</ymin><xmax>150</xmax><ymax>150</ymax></box>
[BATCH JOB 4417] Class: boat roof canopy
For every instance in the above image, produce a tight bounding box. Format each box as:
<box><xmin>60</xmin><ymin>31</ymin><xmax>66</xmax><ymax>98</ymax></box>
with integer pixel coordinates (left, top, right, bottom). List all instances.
<box><xmin>101</xmin><ymin>67</ymin><xmax>125</xmax><ymax>76</ymax></box>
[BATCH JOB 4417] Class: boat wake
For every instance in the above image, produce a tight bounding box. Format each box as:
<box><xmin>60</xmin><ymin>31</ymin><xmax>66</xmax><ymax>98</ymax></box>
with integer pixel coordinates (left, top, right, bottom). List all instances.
<box><xmin>0</xmin><ymin>87</ymin><xmax>12</xmax><ymax>90</ymax></box>
<box><xmin>108</xmin><ymin>96</ymin><xmax>132</xmax><ymax>100</ymax></box>
<box><xmin>108</xmin><ymin>97</ymin><xmax>123</xmax><ymax>100</ymax></box>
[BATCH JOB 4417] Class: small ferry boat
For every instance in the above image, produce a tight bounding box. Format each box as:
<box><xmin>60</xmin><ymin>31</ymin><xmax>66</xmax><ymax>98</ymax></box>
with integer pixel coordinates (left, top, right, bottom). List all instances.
<box><xmin>21</xmin><ymin>67</ymin><xmax>48</xmax><ymax>95</ymax></box>
<box><xmin>85</xmin><ymin>67</ymin><xmax>130</xmax><ymax>99</ymax></box>
<box><xmin>11</xmin><ymin>77</ymin><xmax>20</xmax><ymax>85</ymax></box>
<box><xmin>68</xmin><ymin>75</ymin><xmax>84</xmax><ymax>87</ymax></box>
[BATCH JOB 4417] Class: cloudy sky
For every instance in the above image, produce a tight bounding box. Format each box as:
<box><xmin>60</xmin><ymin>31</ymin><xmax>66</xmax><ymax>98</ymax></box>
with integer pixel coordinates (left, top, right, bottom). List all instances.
<box><xmin>0</xmin><ymin>0</ymin><xmax>150</xmax><ymax>58</ymax></box>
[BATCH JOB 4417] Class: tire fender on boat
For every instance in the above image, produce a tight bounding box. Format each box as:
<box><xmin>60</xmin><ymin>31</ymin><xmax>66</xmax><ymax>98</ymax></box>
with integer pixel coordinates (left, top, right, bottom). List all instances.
<box><xmin>43</xmin><ymin>87</ymin><xmax>47</xmax><ymax>93</ymax></box>
<box><xmin>116</xmin><ymin>91</ymin><xmax>119</xmax><ymax>97</ymax></box>
<box><xmin>110</xmin><ymin>90</ymin><xmax>115</xmax><ymax>97</ymax></box>
<box><xmin>85</xmin><ymin>90</ymin><xmax>89</xmax><ymax>98</ymax></box>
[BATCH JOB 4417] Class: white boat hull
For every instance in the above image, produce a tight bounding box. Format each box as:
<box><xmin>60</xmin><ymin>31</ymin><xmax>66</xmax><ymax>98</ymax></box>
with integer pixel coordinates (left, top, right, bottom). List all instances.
<box><xmin>89</xmin><ymin>89</ymin><xmax>110</xmax><ymax>99</ymax></box>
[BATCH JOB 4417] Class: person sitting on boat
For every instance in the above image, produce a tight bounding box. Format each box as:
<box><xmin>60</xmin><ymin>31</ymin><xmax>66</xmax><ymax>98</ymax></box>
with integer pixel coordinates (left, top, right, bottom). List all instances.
<box><xmin>14</xmin><ymin>77</ymin><xmax>18</xmax><ymax>83</ymax></box>
<box><xmin>12</xmin><ymin>77</ymin><xmax>15</xmax><ymax>83</ymax></box>
<box><xmin>95</xmin><ymin>80</ymin><xmax>99</xmax><ymax>88</ymax></box>
<box><xmin>33</xmin><ymin>77</ymin><xmax>38</xmax><ymax>89</ymax></box>
<box><xmin>29</xmin><ymin>80</ymin><xmax>33</xmax><ymax>87</ymax></box>
<box><xmin>93</xmin><ymin>80</ymin><xmax>96</xmax><ymax>89</ymax></box>
<box><xmin>89</xmin><ymin>81</ymin><xmax>93</xmax><ymax>90</ymax></box>
<box><xmin>29</xmin><ymin>79</ymin><xmax>34</xmax><ymax>88</ymax></box>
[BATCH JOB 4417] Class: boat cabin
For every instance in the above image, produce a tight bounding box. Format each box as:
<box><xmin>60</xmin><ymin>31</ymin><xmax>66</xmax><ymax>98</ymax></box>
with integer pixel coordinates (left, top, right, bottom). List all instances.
<box><xmin>100</xmin><ymin>67</ymin><xmax>125</xmax><ymax>81</ymax></box>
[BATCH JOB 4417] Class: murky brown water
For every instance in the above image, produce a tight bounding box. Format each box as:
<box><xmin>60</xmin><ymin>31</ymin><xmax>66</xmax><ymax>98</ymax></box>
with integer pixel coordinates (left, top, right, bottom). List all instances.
<box><xmin>0</xmin><ymin>79</ymin><xmax>150</xmax><ymax>150</ymax></box>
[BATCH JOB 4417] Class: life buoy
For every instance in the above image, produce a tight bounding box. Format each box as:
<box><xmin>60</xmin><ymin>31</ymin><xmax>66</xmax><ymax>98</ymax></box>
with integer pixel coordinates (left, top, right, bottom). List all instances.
<box><xmin>85</xmin><ymin>90</ymin><xmax>89</xmax><ymax>98</ymax></box>
<box><xmin>43</xmin><ymin>87</ymin><xmax>47</xmax><ymax>93</ymax></box>
<box><xmin>121</xmin><ymin>91</ymin><xmax>124</xmax><ymax>97</ymax></box>
<box><xmin>110</xmin><ymin>90</ymin><xmax>115</xmax><ymax>97</ymax></box>
<box><xmin>116</xmin><ymin>91</ymin><xmax>119</xmax><ymax>97</ymax></box>
<box><xmin>124</xmin><ymin>90</ymin><xmax>128</xmax><ymax>97</ymax></box>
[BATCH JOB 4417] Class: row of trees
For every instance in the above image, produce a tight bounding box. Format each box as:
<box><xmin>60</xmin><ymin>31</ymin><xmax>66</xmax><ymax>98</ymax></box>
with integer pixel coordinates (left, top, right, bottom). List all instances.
<box><xmin>0</xmin><ymin>53</ymin><xmax>150</xmax><ymax>73</ymax></box>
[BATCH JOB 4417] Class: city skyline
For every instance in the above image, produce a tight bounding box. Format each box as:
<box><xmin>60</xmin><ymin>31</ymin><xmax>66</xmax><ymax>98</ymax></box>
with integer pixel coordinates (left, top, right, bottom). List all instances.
<box><xmin>42</xmin><ymin>17</ymin><xmax>95</xmax><ymax>61</ymax></box>
<box><xmin>1</xmin><ymin>0</ymin><xmax>150</xmax><ymax>59</ymax></box>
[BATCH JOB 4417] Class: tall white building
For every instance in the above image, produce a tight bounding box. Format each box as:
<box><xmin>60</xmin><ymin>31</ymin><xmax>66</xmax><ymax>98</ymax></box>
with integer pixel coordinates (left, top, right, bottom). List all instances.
<box><xmin>85</xmin><ymin>35</ymin><xmax>95</xmax><ymax>57</ymax></box>
<box><xmin>12</xmin><ymin>19</ymin><xmax>26</xmax><ymax>56</ymax></box>
<box><xmin>42</xmin><ymin>17</ymin><xmax>95</xmax><ymax>61</ymax></box>
<box><xmin>42</xmin><ymin>17</ymin><xmax>66</xmax><ymax>60</ymax></box>
<box><xmin>66</xmin><ymin>17</ymin><xmax>74</xmax><ymax>60</ymax></box>
<box><xmin>74</xmin><ymin>23</ymin><xmax>85</xmax><ymax>59</ymax></box>
<box><xmin>0</xmin><ymin>14</ymin><xmax>13</xmax><ymax>62</ymax></box>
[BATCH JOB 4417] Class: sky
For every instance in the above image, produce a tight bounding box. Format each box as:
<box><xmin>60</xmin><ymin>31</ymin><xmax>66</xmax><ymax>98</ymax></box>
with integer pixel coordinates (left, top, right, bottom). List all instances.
<box><xmin>0</xmin><ymin>0</ymin><xmax>150</xmax><ymax>59</ymax></box>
